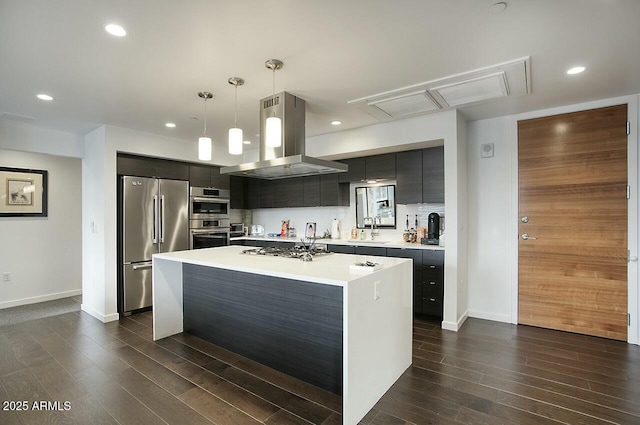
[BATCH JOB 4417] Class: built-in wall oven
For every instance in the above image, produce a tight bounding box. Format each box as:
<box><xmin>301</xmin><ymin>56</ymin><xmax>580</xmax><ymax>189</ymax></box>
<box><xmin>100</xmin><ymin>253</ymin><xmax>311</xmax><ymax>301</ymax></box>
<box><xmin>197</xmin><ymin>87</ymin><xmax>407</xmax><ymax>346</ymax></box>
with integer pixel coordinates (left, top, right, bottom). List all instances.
<box><xmin>190</xmin><ymin>187</ymin><xmax>230</xmax><ymax>219</ymax></box>
<box><xmin>189</xmin><ymin>187</ymin><xmax>230</xmax><ymax>249</ymax></box>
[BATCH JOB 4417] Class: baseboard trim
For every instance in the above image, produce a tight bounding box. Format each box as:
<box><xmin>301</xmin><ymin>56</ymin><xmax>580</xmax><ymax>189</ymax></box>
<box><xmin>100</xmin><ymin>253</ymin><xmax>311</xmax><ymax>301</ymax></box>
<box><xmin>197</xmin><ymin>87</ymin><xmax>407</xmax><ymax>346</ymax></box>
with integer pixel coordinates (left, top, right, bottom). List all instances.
<box><xmin>0</xmin><ymin>289</ymin><xmax>82</xmax><ymax>310</ymax></box>
<box><xmin>441</xmin><ymin>311</ymin><xmax>469</xmax><ymax>332</ymax></box>
<box><xmin>81</xmin><ymin>304</ymin><xmax>119</xmax><ymax>323</ymax></box>
<box><xmin>468</xmin><ymin>310</ymin><xmax>511</xmax><ymax>323</ymax></box>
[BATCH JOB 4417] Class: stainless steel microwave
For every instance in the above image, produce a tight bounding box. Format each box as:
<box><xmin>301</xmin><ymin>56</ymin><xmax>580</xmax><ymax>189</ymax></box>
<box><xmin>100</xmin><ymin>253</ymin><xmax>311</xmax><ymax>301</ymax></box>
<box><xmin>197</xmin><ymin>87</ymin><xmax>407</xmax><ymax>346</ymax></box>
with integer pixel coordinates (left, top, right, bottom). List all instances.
<box><xmin>189</xmin><ymin>187</ymin><xmax>230</xmax><ymax>220</ymax></box>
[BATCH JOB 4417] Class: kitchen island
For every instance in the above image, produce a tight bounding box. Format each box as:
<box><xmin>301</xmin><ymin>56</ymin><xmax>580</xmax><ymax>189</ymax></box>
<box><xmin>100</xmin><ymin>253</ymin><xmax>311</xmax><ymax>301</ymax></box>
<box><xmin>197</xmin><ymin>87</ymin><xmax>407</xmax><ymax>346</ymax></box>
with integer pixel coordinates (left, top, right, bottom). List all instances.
<box><xmin>152</xmin><ymin>245</ymin><xmax>412</xmax><ymax>425</ymax></box>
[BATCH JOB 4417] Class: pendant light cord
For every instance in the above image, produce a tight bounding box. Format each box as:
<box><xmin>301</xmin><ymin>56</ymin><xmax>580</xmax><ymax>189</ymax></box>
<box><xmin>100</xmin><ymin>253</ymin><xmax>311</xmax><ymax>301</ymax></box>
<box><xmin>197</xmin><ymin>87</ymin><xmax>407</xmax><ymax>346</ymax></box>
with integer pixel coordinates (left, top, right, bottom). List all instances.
<box><xmin>272</xmin><ymin>68</ymin><xmax>276</xmax><ymax>117</ymax></box>
<box><xmin>203</xmin><ymin>98</ymin><xmax>208</xmax><ymax>136</ymax></box>
<box><xmin>234</xmin><ymin>85</ymin><xmax>238</xmax><ymax>127</ymax></box>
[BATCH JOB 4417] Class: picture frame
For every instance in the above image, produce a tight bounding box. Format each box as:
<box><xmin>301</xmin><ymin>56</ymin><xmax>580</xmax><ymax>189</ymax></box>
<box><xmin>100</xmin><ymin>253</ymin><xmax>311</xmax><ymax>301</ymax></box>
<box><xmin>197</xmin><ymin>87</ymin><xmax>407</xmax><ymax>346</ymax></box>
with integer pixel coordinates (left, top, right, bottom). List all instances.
<box><xmin>0</xmin><ymin>166</ymin><xmax>48</xmax><ymax>217</ymax></box>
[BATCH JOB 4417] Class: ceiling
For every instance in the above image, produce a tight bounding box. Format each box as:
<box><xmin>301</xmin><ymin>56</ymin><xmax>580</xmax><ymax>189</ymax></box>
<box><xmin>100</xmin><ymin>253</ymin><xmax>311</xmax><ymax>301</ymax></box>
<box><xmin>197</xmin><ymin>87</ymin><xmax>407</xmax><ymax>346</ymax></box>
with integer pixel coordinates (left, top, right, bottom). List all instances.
<box><xmin>1</xmin><ymin>0</ymin><xmax>639</xmax><ymax>155</ymax></box>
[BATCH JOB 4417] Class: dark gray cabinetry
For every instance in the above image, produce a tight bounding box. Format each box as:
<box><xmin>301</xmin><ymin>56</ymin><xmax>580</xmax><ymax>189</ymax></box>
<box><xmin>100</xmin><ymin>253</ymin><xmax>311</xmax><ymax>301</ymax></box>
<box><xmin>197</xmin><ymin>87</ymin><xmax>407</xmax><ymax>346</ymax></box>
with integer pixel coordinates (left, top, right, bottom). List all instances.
<box><xmin>246</xmin><ymin>178</ymin><xmax>261</xmax><ymax>209</ymax></box>
<box><xmin>395</xmin><ymin>151</ymin><xmax>423</xmax><ymax>204</ymax></box>
<box><xmin>423</xmin><ymin>146</ymin><xmax>445</xmax><ymax>203</ymax></box>
<box><xmin>284</xmin><ymin>177</ymin><xmax>304</xmax><ymax>207</ymax></box>
<box><xmin>365</xmin><ymin>153</ymin><xmax>396</xmax><ymax>180</ymax></box>
<box><xmin>259</xmin><ymin>180</ymin><xmax>274</xmax><ymax>208</ymax></box>
<box><xmin>386</xmin><ymin>248</ymin><xmax>423</xmax><ymax>316</ymax></box>
<box><xmin>338</xmin><ymin>158</ymin><xmax>366</xmax><ymax>183</ymax></box>
<box><xmin>354</xmin><ymin>246</ymin><xmax>387</xmax><ymax>256</ymax></box>
<box><xmin>422</xmin><ymin>250</ymin><xmax>444</xmax><ymax>317</ymax></box>
<box><xmin>117</xmin><ymin>154</ymin><xmax>189</xmax><ymax>181</ymax></box>
<box><xmin>230</xmin><ymin>176</ymin><xmax>246</xmax><ymax>209</ymax></box>
<box><xmin>327</xmin><ymin>244</ymin><xmax>356</xmax><ymax>254</ymax></box>
<box><xmin>235</xmin><ymin>239</ymin><xmax>295</xmax><ymax>249</ymax></box>
<box><xmin>303</xmin><ymin>176</ymin><xmax>321</xmax><ymax>207</ymax></box>
<box><xmin>189</xmin><ymin>165</ymin><xmax>230</xmax><ymax>189</ymax></box>
<box><xmin>183</xmin><ymin>264</ymin><xmax>343</xmax><ymax>394</ymax></box>
<box><xmin>320</xmin><ymin>174</ymin><xmax>349</xmax><ymax>206</ymax></box>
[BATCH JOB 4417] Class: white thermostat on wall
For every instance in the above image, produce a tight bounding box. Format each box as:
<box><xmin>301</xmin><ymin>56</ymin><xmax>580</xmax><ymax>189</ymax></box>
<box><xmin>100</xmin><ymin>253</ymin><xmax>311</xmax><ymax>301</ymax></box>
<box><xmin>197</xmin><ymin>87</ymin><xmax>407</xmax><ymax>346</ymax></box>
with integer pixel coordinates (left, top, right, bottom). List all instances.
<box><xmin>481</xmin><ymin>143</ymin><xmax>494</xmax><ymax>158</ymax></box>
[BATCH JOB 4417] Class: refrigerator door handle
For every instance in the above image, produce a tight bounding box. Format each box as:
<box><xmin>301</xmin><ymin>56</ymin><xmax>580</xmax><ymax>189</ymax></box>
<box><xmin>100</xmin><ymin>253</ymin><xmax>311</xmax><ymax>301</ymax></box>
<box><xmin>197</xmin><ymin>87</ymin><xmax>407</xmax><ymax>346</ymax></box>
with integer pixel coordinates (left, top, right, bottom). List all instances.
<box><xmin>132</xmin><ymin>263</ymin><xmax>153</xmax><ymax>271</ymax></box>
<box><xmin>152</xmin><ymin>195</ymin><xmax>158</xmax><ymax>243</ymax></box>
<box><xmin>160</xmin><ymin>195</ymin><xmax>165</xmax><ymax>243</ymax></box>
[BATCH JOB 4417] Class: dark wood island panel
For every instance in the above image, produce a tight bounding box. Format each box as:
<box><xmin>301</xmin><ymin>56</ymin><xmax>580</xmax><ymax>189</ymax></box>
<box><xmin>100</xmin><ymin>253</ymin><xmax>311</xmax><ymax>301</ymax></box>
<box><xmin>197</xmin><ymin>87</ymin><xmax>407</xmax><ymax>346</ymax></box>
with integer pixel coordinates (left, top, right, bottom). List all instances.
<box><xmin>182</xmin><ymin>263</ymin><xmax>344</xmax><ymax>394</ymax></box>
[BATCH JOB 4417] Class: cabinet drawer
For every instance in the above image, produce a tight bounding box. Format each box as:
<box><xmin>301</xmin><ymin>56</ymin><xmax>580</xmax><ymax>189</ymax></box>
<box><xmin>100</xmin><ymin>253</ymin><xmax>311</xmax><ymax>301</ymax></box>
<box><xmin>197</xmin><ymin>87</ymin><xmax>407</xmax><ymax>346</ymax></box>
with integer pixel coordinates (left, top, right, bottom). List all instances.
<box><xmin>328</xmin><ymin>244</ymin><xmax>356</xmax><ymax>254</ymax></box>
<box><xmin>422</xmin><ymin>281</ymin><xmax>443</xmax><ymax>298</ymax></box>
<box><xmin>421</xmin><ymin>296</ymin><xmax>443</xmax><ymax>317</ymax></box>
<box><xmin>423</xmin><ymin>264</ymin><xmax>444</xmax><ymax>278</ymax></box>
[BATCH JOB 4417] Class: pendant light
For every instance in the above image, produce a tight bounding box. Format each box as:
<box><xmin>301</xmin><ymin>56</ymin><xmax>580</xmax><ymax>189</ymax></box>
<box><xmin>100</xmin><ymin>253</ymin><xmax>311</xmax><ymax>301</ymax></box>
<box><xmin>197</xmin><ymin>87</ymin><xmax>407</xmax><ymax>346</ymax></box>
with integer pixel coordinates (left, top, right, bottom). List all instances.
<box><xmin>228</xmin><ymin>77</ymin><xmax>245</xmax><ymax>155</ymax></box>
<box><xmin>265</xmin><ymin>59</ymin><xmax>283</xmax><ymax>148</ymax></box>
<box><xmin>197</xmin><ymin>91</ymin><xmax>213</xmax><ymax>161</ymax></box>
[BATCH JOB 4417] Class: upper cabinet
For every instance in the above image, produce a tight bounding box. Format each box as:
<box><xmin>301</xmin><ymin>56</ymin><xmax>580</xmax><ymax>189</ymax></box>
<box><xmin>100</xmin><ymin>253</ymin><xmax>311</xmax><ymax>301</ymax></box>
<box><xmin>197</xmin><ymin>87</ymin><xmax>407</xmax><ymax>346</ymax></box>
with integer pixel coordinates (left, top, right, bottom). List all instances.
<box><xmin>395</xmin><ymin>147</ymin><xmax>444</xmax><ymax>204</ymax></box>
<box><xmin>338</xmin><ymin>158</ymin><xmax>365</xmax><ymax>183</ymax></box>
<box><xmin>365</xmin><ymin>153</ymin><xmax>396</xmax><ymax>180</ymax></box>
<box><xmin>337</xmin><ymin>153</ymin><xmax>397</xmax><ymax>182</ymax></box>
<box><xmin>422</xmin><ymin>146</ymin><xmax>444</xmax><ymax>203</ymax></box>
<box><xmin>189</xmin><ymin>165</ymin><xmax>230</xmax><ymax>189</ymax></box>
<box><xmin>395</xmin><ymin>151</ymin><xmax>423</xmax><ymax>204</ymax></box>
<box><xmin>117</xmin><ymin>154</ymin><xmax>189</xmax><ymax>180</ymax></box>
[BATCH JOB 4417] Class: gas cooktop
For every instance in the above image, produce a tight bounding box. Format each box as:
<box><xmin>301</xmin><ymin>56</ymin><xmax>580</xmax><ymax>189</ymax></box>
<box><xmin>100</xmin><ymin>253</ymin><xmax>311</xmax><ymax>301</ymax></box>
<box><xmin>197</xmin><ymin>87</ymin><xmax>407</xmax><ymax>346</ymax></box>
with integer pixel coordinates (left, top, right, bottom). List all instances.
<box><xmin>240</xmin><ymin>246</ymin><xmax>332</xmax><ymax>260</ymax></box>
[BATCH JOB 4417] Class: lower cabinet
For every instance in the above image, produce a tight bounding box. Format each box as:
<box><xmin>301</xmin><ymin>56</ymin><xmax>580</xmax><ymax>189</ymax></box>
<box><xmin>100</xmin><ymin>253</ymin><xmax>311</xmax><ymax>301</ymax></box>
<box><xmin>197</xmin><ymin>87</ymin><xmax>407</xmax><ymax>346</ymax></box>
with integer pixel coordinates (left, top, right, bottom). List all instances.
<box><xmin>386</xmin><ymin>248</ymin><xmax>423</xmax><ymax>317</ymax></box>
<box><xmin>327</xmin><ymin>244</ymin><xmax>355</xmax><ymax>254</ymax></box>
<box><xmin>327</xmin><ymin>244</ymin><xmax>444</xmax><ymax>318</ymax></box>
<box><xmin>421</xmin><ymin>250</ymin><xmax>444</xmax><ymax>317</ymax></box>
<box><xmin>354</xmin><ymin>246</ymin><xmax>387</xmax><ymax>256</ymax></box>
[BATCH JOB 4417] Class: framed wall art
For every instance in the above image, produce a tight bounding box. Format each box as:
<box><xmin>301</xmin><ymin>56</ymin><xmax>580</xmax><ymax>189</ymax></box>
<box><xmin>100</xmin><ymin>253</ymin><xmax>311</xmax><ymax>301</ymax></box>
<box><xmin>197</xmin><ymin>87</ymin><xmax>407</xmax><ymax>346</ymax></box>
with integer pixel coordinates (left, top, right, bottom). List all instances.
<box><xmin>0</xmin><ymin>166</ymin><xmax>48</xmax><ymax>217</ymax></box>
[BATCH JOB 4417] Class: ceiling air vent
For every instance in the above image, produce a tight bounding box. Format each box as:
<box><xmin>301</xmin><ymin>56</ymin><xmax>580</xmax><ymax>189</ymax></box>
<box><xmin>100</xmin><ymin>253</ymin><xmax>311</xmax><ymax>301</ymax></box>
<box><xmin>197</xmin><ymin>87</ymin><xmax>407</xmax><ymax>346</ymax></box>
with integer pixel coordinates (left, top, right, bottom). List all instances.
<box><xmin>368</xmin><ymin>91</ymin><xmax>440</xmax><ymax>118</ymax></box>
<box><xmin>349</xmin><ymin>56</ymin><xmax>530</xmax><ymax>120</ymax></box>
<box><xmin>430</xmin><ymin>72</ymin><xmax>509</xmax><ymax>108</ymax></box>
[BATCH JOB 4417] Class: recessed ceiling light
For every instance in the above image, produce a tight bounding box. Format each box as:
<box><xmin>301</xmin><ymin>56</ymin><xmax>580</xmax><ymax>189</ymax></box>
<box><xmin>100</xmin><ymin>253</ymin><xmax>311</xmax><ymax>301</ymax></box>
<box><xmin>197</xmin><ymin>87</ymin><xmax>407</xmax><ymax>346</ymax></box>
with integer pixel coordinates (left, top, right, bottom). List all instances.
<box><xmin>36</xmin><ymin>94</ymin><xmax>54</xmax><ymax>101</ymax></box>
<box><xmin>105</xmin><ymin>23</ymin><xmax>126</xmax><ymax>37</ymax></box>
<box><xmin>243</xmin><ymin>140</ymin><xmax>251</xmax><ymax>145</ymax></box>
<box><xmin>331</xmin><ymin>120</ymin><xmax>342</xmax><ymax>126</ymax></box>
<box><xmin>165</xmin><ymin>122</ymin><xmax>176</xmax><ymax>128</ymax></box>
<box><xmin>566</xmin><ymin>66</ymin><xmax>586</xmax><ymax>75</ymax></box>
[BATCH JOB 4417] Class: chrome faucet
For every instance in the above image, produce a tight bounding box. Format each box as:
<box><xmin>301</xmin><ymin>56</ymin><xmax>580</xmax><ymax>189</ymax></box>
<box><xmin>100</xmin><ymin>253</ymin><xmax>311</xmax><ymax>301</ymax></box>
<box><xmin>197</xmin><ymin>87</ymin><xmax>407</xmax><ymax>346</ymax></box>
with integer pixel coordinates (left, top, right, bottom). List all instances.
<box><xmin>365</xmin><ymin>216</ymin><xmax>381</xmax><ymax>240</ymax></box>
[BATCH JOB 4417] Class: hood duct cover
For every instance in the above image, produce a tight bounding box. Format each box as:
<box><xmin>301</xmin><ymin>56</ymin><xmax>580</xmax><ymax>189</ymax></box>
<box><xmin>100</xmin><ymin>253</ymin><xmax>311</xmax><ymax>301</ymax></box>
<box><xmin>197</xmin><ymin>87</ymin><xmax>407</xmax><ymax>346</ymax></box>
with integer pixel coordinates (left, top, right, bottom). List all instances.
<box><xmin>220</xmin><ymin>91</ymin><xmax>347</xmax><ymax>179</ymax></box>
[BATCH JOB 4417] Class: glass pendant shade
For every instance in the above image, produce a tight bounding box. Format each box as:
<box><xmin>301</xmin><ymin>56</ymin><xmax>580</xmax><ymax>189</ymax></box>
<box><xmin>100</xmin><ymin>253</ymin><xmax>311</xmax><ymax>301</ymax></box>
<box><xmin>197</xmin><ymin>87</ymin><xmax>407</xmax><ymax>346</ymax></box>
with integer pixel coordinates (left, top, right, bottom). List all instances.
<box><xmin>228</xmin><ymin>128</ymin><xmax>243</xmax><ymax>155</ymax></box>
<box><xmin>198</xmin><ymin>136</ymin><xmax>212</xmax><ymax>161</ymax></box>
<box><xmin>265</xmin><ymin>116</ymin><xmax>282</xmax><ymax>147</ymax></box>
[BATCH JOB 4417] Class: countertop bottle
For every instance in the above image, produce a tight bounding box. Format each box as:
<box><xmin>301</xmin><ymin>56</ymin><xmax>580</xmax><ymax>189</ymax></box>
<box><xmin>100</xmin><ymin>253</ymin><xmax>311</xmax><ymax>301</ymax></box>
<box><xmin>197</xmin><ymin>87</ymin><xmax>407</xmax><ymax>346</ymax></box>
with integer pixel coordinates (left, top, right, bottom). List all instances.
<box><xmin>360</xmin><ymin>229</ymin><xmax>366</xmax><ymax>240</ymax></box>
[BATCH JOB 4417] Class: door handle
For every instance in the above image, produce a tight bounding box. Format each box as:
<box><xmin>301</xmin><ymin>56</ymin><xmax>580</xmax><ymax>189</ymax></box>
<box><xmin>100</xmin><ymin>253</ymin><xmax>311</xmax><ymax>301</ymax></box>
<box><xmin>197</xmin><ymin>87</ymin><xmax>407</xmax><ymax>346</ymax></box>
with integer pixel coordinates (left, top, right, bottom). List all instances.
<box><xmin>152</xmin><ymin>195</ymin><xmax>158</xmax><ymax>243</ymax></box>
<box><xmin>160</xmin><ymin>195</ymin><xmax>165</xmax><ymax>243</ymax></box>
<box><xmin>132</xmin><ymin>264</ymin><xmax>152</xmax><ymax>271</ymax></box>
<box><xmin>521</xmin><ymin>233</ymin><xmax>537</xmax><ymax>240</ymax></box>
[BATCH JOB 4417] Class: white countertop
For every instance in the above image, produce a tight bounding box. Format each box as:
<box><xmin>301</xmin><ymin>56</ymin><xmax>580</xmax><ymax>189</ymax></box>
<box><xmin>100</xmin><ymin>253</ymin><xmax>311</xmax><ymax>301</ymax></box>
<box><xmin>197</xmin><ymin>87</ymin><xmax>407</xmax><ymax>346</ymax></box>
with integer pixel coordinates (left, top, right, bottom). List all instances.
<box><xmin>231</xmin><ymin>236</ymin><xmax>445</xmax><ymax>251</ymax></box>
<box><xmin>153</xmin><ymin>245</ymin><xmax>411</xmax><ymax>286</ymax></box>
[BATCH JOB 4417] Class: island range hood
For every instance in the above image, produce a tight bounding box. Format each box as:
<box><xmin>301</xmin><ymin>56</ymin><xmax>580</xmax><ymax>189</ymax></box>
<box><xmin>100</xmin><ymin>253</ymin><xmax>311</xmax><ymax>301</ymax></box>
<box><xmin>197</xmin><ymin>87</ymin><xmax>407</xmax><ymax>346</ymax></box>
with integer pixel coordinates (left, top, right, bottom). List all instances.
<box><xmin>220</xmin><ymin>91</ymin><xmax>347</xmax><ymax>180</ymax></box>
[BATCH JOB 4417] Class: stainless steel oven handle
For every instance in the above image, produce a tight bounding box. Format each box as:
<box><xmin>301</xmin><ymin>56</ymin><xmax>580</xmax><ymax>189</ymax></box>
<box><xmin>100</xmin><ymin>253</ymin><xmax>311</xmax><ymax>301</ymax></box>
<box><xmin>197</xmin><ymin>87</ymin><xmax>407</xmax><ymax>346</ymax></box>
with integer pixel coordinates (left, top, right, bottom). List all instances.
<box><xmin>191</xmin><ymin>229</ymin><xmax>230</xmax><ymax>235</ymax></box>
<box><xmin>132</xmin><ymin>263</ymin><xmax>152</xmax><ymax>271</ymax></box>
<box><xmin>191</xmin><ymin>197</ymin><xmax>230</xmax><ymax>204</ymax></box>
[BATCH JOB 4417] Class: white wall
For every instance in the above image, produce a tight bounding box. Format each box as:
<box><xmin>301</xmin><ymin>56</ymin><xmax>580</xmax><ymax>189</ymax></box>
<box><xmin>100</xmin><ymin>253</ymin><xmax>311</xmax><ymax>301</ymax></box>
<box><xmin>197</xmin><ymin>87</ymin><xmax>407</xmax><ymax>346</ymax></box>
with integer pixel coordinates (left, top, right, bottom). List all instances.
<box><xmin>0</xmin><ymin>119</ymin><xmax>84</xmax><ymax>158</ymax></box>
<box><xmin>466</xmin><ymin>94</ymin><xmax>639</xmax><ymax>344</ymax></box>
<box><xmin>0</xmin><ymin>148</ymin><xmax>82</xmax><ymax>308</ymax></box>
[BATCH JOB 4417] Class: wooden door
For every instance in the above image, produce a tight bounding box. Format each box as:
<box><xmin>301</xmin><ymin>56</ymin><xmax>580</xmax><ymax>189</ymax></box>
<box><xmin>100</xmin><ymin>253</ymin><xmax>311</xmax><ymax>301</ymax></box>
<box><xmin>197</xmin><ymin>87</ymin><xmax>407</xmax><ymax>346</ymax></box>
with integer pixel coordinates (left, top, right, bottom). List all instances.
<box><xmin>518</xmin><ymin>105</ymin><xmax>628</xmax><ymax>341</ymax></box>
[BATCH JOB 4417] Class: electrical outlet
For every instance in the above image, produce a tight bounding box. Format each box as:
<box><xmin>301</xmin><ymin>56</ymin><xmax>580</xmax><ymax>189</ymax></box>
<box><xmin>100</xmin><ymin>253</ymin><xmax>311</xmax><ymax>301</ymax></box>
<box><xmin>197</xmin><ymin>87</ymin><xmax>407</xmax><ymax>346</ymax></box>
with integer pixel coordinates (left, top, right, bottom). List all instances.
<box><xmin>2</xmin><ymin>272</ymin><xmax>10</xmax><ymax>282</ymax></box>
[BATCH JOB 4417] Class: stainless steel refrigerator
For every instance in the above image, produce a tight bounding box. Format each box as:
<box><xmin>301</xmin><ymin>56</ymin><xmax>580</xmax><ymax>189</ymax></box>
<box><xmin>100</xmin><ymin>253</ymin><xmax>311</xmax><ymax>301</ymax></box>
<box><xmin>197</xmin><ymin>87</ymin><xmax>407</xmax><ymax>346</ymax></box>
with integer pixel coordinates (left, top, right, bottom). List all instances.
<box><xmin>121</xmin><ymin>176</ymin><xmax>189</xmax><ymax>313</ymax></box>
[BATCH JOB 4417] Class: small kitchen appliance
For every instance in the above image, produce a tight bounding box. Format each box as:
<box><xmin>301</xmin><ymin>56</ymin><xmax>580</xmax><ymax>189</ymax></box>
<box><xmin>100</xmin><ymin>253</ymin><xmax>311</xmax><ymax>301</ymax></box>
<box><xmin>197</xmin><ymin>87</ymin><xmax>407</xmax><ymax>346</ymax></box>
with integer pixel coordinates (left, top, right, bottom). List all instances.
<box><xmin>422</xmin><ymin>212</ymin><xmax>441</xmax><ymax>245</ymax></box>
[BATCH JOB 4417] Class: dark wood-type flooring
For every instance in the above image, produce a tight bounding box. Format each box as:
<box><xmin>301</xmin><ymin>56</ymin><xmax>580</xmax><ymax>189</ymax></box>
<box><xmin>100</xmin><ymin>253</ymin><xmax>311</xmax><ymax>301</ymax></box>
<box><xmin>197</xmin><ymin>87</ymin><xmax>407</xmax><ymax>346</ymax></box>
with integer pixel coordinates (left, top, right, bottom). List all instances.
<box><xmin>1</xmin><ymin>309</ymin><xmax>640</xmax><ymax>424</ymax></box>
